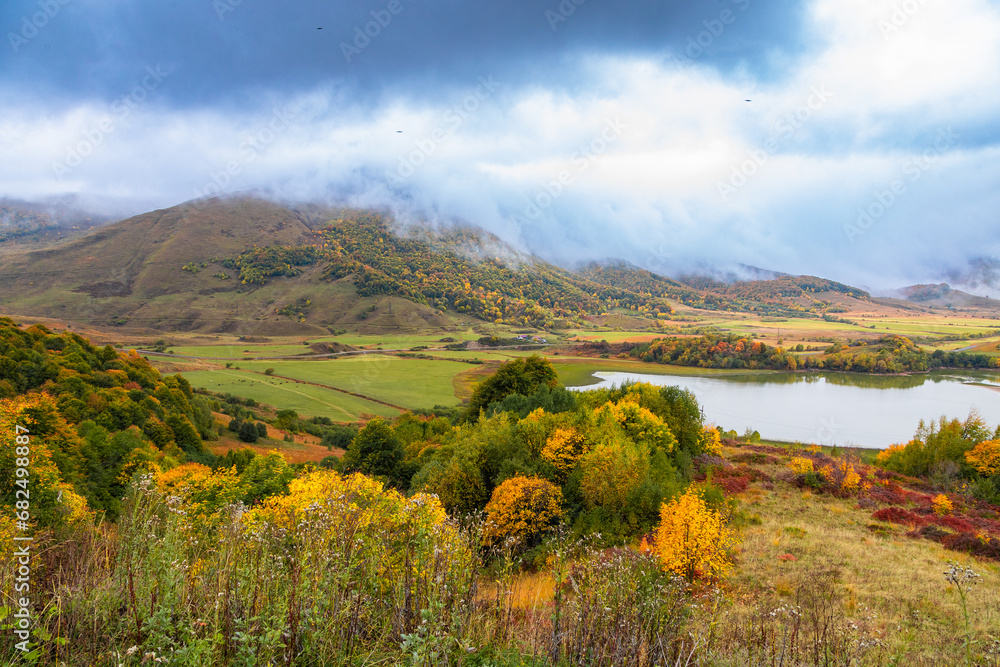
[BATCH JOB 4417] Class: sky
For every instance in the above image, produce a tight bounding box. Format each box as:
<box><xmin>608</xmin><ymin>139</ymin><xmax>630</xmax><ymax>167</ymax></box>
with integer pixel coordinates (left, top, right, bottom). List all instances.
<box><xmin>2</xmin><ymin>0</ymin><xmax>1000</xmax><ymax>291</ymax></box>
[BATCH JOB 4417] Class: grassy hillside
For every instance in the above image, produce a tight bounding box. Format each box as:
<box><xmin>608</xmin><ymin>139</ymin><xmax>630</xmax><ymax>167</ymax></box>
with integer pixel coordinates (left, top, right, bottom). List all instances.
<box><xmin>0</xmin><ymin>196</ymin><xmax>926</xmax><ymax>338</ymax></box>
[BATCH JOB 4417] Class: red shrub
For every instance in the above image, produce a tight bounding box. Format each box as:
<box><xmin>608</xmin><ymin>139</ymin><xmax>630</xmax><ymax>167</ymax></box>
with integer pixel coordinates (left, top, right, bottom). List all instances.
<box><xmin>717</xmin><ymin>475</ymin><xmax>750</xmax><ymax>496</ymax></box>
<box><xmin>743</xmin><ymin>444</ymin><xmax>786</xmax><ymax>456</ymax></box>
<box><xmin>872</xmin><ymin>507</ymin><xmax>925</xmax><ymax>527</ymax></box>
<box><xmin>731</xmin><ymin>452</ymin><xmax>783</xmax><ymax>466</ymax></box>
<box><xmin>940</xmin><ymin>533</ymin><xmax>1000</xmax><ymax>561</ymax></box>
<box><xmin>929</xmin><ymin>515</ymin><xmax>975</xmax><ymax>533</ymax></box>
<box><xmin>970</xmin><ymin>516</ymin><xmax>1000</xmax><ymax>536</ymax></box>
<box><xmin>868</xmin><ymin>485</ymin><xmax>908</xmax><ymax>505</ymax></box>
<box><xmin>734</xmin><ymin>464</ymin><xmax>773</xmax><ymax>483</ymax></box>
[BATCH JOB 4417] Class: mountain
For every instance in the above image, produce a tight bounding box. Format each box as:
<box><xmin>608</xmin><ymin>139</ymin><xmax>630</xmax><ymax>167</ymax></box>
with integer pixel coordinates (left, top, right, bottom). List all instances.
<box><xmin>891</xmin><ymin>283</ymin><xmax>1000</xmax><ymax>309</ymax></box>
<box><xmin>0</xmin><ymin>196</ymin><xmax>880</xmax><ymax>333</ymax></box>
<box><xmin>0</xmin><ymin>197</ymin><xmax>117</xmax><ymax>248</ymax></box>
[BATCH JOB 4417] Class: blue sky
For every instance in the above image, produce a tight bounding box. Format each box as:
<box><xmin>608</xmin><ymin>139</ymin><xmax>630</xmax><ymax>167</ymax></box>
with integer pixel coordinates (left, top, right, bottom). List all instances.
<box><xmin>2</xmin><ymin>0</ymin><xmax>999</xmax><ymax>290</ymax></box>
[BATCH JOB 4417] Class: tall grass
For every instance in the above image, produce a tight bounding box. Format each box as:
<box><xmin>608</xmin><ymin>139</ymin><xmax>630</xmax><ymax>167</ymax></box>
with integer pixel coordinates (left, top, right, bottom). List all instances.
<box><xmin>3</xmin><ymin>469</ymin><xmax>1000</xmax><ymax>666</ymax></box>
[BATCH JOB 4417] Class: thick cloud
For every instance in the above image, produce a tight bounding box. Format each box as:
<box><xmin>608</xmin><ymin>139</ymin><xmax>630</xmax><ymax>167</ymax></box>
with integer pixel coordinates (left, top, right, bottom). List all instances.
<box><xmin>2</xmin><ymin>0</ymin><xmax>999</xmax><ymax>291</ymax></box>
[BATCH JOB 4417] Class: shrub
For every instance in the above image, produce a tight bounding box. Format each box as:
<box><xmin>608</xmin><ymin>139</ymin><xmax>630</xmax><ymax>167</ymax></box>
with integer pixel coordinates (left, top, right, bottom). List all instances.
<box><xmin>341</xmin><ymin>417</ymin><xmax>404</xmax><ymax>485</ymax></box>
<box><xmin>237</xmin><ymin>420</ymin><xmax>259</xmax><ymax>443</ymax></box>
<box><xmin>932</xmin><ymin>493</ymin><xmax>954</xmax><ymax>516</ymax></box>
<box><xmin>940</xmin><ymin>532</ymin><xmax>1000</xmax><ymax>560</ymax></box>
<box><xmin>716</xmin><ymin>475</ymin><xmax>749</xmax><ymax>496</ymax></box>
<box><xmin>872</xmin><ymin>506</ymin><xmax>924</xmax><ymax>527</ymax></box>
<box><xmin>652</xmin><ymin>487</ymin><xmax>735</xmax><ymax>581</ymax></box>
<box><xmin>789</xmin><ymin>457</ymin><xmax>814</xmax><ymax>474</ymax></box>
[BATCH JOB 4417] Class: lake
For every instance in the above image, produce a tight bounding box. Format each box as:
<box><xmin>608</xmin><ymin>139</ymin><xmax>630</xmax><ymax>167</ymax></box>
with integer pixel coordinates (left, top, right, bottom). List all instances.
<box><xmin>567</xmin><ymin>370</ymin><xmax>1000</xmax><ymax>449</ymax></box>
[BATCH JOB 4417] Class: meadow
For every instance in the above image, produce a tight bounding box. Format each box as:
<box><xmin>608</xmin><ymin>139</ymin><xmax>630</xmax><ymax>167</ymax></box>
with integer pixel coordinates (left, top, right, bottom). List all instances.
<box><xmin>137</xmin><ymin>308</ymin><xmax>1000</xmax><ymax>429</ymax></box>
<box><xmin>180</xmin><ymin>369</ymin><xmax>400</xmax><ymax>421</ymax></box>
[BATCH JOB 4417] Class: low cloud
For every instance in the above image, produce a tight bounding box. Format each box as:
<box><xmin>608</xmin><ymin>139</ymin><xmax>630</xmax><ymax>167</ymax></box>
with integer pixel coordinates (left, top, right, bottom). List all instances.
<box><xmin>1</xmin><ymin>0</ymin><xmax>999</xmax><ymax>291</ymax></box>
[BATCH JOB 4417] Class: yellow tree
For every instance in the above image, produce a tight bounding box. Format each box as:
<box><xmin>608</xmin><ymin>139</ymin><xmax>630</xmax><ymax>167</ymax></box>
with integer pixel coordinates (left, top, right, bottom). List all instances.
<box><xmin>0</xmin><ymin>394</ymin><xmax>92</xmax><ymax>530</ymax></box>
<box><xmin>541</xmin><ymin>426</ymin><xmax>587</xmax><ymax>476</ymax></box>
<box><xmin>483</xmin><ymin>475</ymin><xmax>562</xmax><ymax>547</ymax></box>
<box><xmin>578</xmin><ymin>430</ymin><xmax>649</xmax><ymax>510</ymax></box>
<box><xmin>653</xmin><ymin>487</ymin><xmax>735</xmax><ymax>581</ymax></box>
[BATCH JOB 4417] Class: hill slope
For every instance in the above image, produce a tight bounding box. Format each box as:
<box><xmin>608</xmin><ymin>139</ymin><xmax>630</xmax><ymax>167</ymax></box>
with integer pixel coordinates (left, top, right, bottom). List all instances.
<box><xmin>0</xmin><ymin>196</ymin><xmax>883</xmax><ymax>333</ymax></box>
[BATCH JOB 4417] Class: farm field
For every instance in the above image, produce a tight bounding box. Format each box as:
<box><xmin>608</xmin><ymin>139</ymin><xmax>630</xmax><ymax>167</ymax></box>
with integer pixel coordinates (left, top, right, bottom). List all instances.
<box><xmin>181</xmin><ymin>369</ymin><xmax>400</xmax><ymax>421</ymax></box>
<box><xmin>230</xmin><ymin>356</ymin><xmax>469</xmax><ymax>410</ymax></box>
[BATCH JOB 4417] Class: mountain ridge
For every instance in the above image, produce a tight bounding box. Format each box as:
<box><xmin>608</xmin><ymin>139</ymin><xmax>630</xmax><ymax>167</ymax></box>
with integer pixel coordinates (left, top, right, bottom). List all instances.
<box><xmin>0</xmin><ymin>196</ymin><xmax>911</xmax><ymax>333</ymax></box>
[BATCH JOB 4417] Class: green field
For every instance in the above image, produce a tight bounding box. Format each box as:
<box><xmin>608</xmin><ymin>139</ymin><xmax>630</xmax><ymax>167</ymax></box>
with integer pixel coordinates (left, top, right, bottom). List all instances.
<box><xmin>233</xmin><ymin>356</ymin><xmax>469</xmax><ymax>410</ymax></box>
<box><xmin>182</xmin><ymin>369</ymin><xmax>399</xmax><ymax>421</ymax></box>
<box><xmin>162</xmin><ymin>314</ymin><xmax>1000</xmax><ymax>421</ymax></box>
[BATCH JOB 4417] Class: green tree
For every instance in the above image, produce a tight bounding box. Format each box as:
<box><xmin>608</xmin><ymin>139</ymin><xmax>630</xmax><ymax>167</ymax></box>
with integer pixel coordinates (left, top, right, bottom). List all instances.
<box><xmin>464</xmin><ymin>355</ymin><xmax>559</xmax><ymax>421</ymax></box>
<box><xmin>238</xmin><ymin>420</ymin><xmax>259</xmax><ymax>443</ymax></box>
<box><xmin>275</xmin><ymin>409</ymin><xmax>299</xmax><ymax>430</ymax></box>
<box><xmin>342</xmin><ymin>417</ymin><xmax>404</xmax><ymax>485</ymax></box>
<box><xmin>240</xmin><ymin>452</ymin><xmax>294</xmax><ymax>505</ymax></box>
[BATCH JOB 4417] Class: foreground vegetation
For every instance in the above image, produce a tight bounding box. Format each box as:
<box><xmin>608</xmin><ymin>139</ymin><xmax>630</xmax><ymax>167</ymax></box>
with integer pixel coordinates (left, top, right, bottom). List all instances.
<box><xmin>3</xmin><ymin>320</ymin><xmax>1000</xmax><ymax>665</ymax></box>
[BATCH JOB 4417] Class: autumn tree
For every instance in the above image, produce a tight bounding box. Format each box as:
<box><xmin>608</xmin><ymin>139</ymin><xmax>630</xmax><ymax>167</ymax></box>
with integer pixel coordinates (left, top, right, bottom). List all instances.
<box><xmin>653</xmin><ymin>487</ymin><xmax>735</xmax><ymax>581</ymax></box>
<box><xmin>541</xmin><ymin>426</ymin><xmax>587</xmax><ymax>477</ymax></box>
<box><xmin>578</xmin><ymin>428</ymin><xmax>649</xmax><ymax>510</ymax></box>
<box><xmin>483</xmin><ymin>475</ymin><xmax>562</xmax><ymax>547</ymax></box>
<box><xmin>966</xmin><ymin>439</ymin><xmax>1000</xmax><ymax>477</ymax></box>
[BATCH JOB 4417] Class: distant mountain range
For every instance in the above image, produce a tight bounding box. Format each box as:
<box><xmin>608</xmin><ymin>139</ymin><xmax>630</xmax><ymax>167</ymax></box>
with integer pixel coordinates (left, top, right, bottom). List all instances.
<box><xmin>0</xmin><ymin>196</ymin><xmax>991</xmax><ymax>333</ymax></box>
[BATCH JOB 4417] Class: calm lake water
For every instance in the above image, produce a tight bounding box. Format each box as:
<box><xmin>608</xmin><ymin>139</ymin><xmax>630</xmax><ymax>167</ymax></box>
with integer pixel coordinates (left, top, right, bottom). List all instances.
<box><xmin>568</xmin><ymin>370</ymin><xmax>1000</xmax><ymax>449</ymax></box>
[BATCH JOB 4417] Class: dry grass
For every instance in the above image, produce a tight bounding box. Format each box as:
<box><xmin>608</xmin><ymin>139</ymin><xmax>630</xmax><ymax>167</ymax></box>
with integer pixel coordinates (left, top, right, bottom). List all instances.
<box><xmin>207</xmin><ymin>412</ymin><xmax>345</xmax><ymax>463</ymax></box>
<box><xmin>737</xmin><ymin>486</ymin><xmax>1000</xmax><ymax>625</ymax></box>
<box><xmin>693</xmin><ymin>444</ymin><xmax>1000</xmax><ymax>665</ymax></box>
